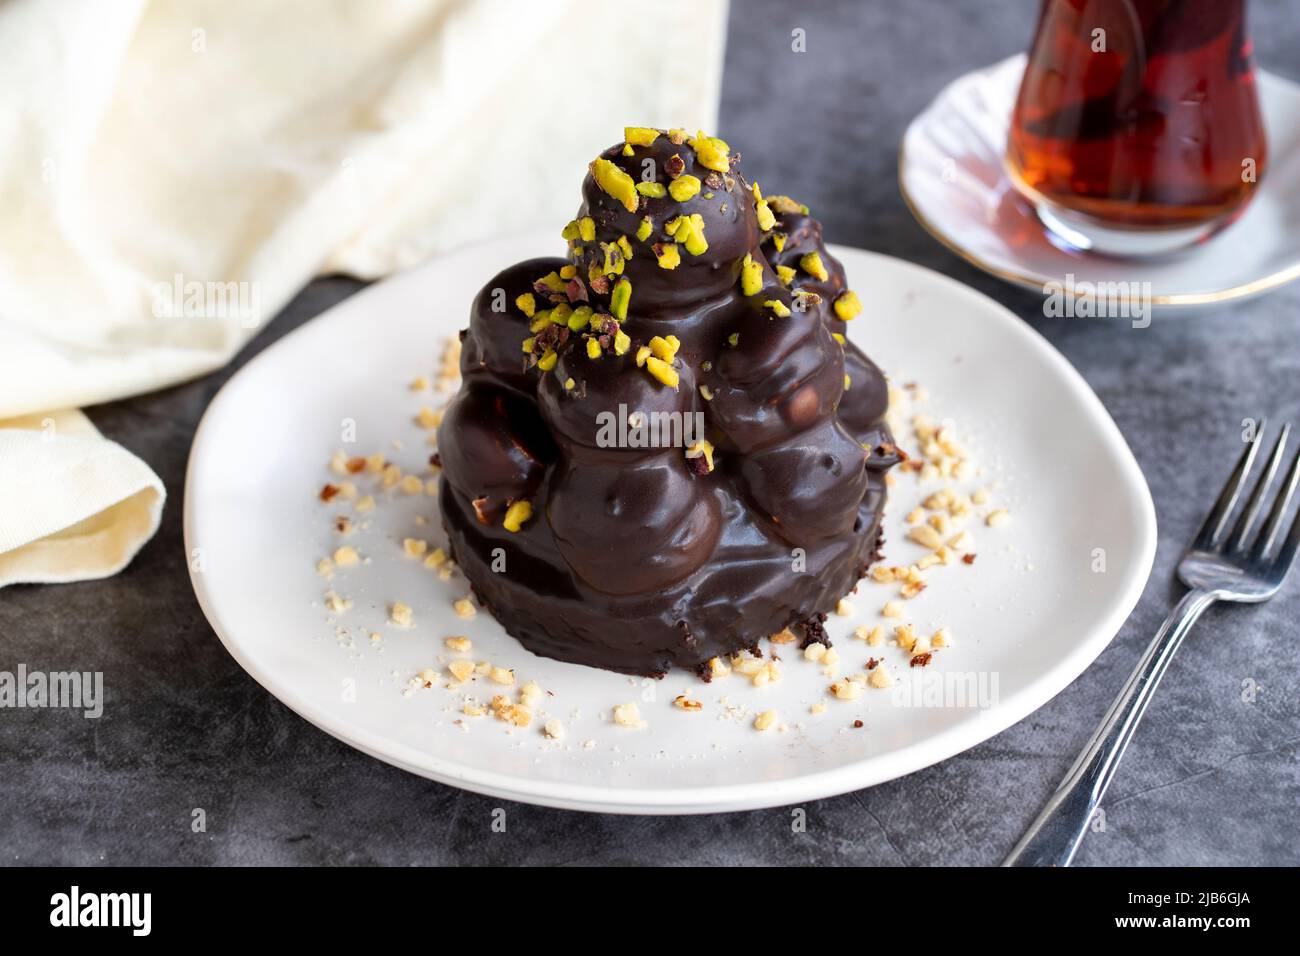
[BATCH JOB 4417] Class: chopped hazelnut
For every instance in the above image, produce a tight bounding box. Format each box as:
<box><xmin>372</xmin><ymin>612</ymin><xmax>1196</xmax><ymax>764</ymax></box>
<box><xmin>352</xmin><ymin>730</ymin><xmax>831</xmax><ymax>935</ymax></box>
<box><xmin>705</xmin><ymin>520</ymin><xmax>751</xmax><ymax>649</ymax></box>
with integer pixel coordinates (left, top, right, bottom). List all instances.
<box><xmin>906</xmin><ymin>525</ymin><xmax>943</xmax><ymax>550</ymax></box>
<box><xmin>829</xmin><ymin>679</ymin><xmax>863</xmax><ymax>700</ymax></box>
<box><xmin>448</xmin><ymin>660</ymin><xmax>475</xmax><ymax>683</ymax></box>
<box><xmin>612</xmin><ymin>702</ymin><xmax>646</xmax><ymax>728</ymax></box>
<box><xmin>894</xmin><ymin>624</ymin><xmax>917</xmax><ymax>652</ymax></box>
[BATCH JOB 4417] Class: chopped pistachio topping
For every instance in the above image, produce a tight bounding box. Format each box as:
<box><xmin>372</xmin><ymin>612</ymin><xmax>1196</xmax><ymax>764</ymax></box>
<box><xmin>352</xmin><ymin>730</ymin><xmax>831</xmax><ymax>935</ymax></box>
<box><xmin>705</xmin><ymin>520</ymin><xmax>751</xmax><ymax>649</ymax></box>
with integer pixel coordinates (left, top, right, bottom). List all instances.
<box><xmin>568</xmin><ymin>305</ymin><xmax>593</xmax><ymax>331</ymax></box>
<box><xmin>529</xmin><ymin>312</ymin><xmax>551</xmax><ymax>333</ymax></box>
<box><xmin>521</xmin><ymin>336</ymin><xmax>535</xmax><ymax>353</ymax></box>
<box><xmin>772</xmin><ymin>233</ymin><xmax>787</xmax><ymax>252</ymax></box>
<box><xmin>685</xmin><ymin>439</ymin><xmax>715</xmax><ymax>472</ymax></box>
<box><xmin>655</xmin><ymin>242</ymin><xmax>681</xmax><ymax>270</ymax></box>
<box><xmin>767</xmin><ymin>194</ymin><xmax>808</xmax><ymax>215</ymax></box>
<box><xmin>763</xmin><ymin>299</ymin><xmax>792</xmax><ymax>318</ymax></box>
<box><xmin>564</xmin><ymin>377</ymin><xmax>576</xmax><ymax>391</ymax></box>
<box><xmin>635</xmin><ymin>345</ymin><xmax>652</xmax><ymax>367</ymax></box>
<box><xmin>669</xmin><ymin>174</ymin><xmax>701</xmax><ymax>202</ymax></box>
<box><xmin>699</xmin><ymin>384</ymin><xmax>714</xmax><ymax>401</ymax></box>
<box><xmin>502</xmin><ymin>500</ymin><xmax>533</xmax><ymax>532</ymax></box>
<box><xmin>537</xmin><ymin>350</ymin><xmax>558</xmax><ymax>372</ymax></box>
<box><xmin>621</xmin><ymin>143</ymin><xmax>634</xmax><ymax>157</ymax></box>
<box><xmin>751</xmin><ymin>186</ymin><xmax>776</xmax><ymax>231</ymax></box>
<box><xmin>550</xmin><ymin>303</ymin><xmax>572</xmax><ymax>325</ymax></box>
<box><xmin>586</xmin><ymin>337</ymin><xmax>602</xmax><ymax>360</ymax></box>
<box><xmin>613</xmin><ymin>329</ymin><xmax>631</xmax><ymax>355</ymax></box>
<box><xmin>624</xmin><ymin>126</ymin><xmax>660</xmax><ymax>147</ymax></box>
<box><xmin>740</xmin><ymin>253</ymin><xmax>763</xmax><ymax>296</ymax></box>
<box><xmin>515</xmin><ymin>292</ymin><xmax>536</xmax><ymax>317</ymax></box>
<box><xmin>591</xmin><ymin>158</ymin><xmax>638</xmax><ymax>213</ymax></box>
<box><xmin>578</xmin><ymin>217</ymin><xmax>596</xmax><ymax>242</ymax></box>
<box><xmin>648</xmin><ymin>335</ymin><xmax>678</xmax><ymax>362</ymax></box>
<box><xmin>645</xmin><ymin>355</ymin><xmax>679</xmax><ymax>390</ymax></box>
<box><xmin>635</xmin><ymin>181</ymin><xmax>666</xmax><ymax>199</ymax></box>
<box><xmin>800</xmin><ymin>251</ymin><xmax>829</xmax><ymax>281</ymax></box>
<box><xmin>600</xmin><ymin>241</ymin><xmax>625</xmax><ymax>276</ymax></box>
<box><xmin>537</xmin><ymin>271</ymin><xmax>566</xmax><ymax>293</ymax></box>
<box><xmin>667</xmin><ymin>128</ymin><xmax>687</xmax><ymax>145</ymax></box>
<box><xmin>665</xmin><ymin>214</ymin><xmax>708</xmax><ymax>255</ymax></box>
<box><xmin>834</xmin><ymin>290</ymin><xmax>863</xmax><ymax>321</ymax></box>
<box><xmin>727</xmin><ymin>332</ymin><xmax>739</xmax><ymax>347</ymax></box>
<box><xmin>616</xmin><ymin>235</ymin><xmax>634</xmax><ymax>260</ymax></box>
<box><xmin>831</xmin><ymin>331</ymin><xmax>846</xmax><ymax>345</ymax></box>
<box><xmin>610</xmin><ymin>277</ymin><xmax>632</xmax><ymax>320</ymax></box>
<box><xmin>635</xmin><ymin>217</ymin><xmax>653</xmax><ymax>242</ymax></box>
<box><xmin>561</xmin><ymin>220</ymin><xmax>581</xmax><ymax>241</ymax></box>
<box><xmin>688</xmin><ymin>131</ymin><xmax>731</xmax><ymax>172</ymax></box>
<box><xmin>844</xmin><ymin>373</ymin><xmax>852</xmax><ymax>390</ymax></box>
<box><xmin>775</xmin><ymin>264</ymin><xmax>796</xmax><ymax>286</ymax></box>
<box><xmin>559</xmin><ymin>264</ymin><xmax>577</xmax><ymax>280</ymax></box>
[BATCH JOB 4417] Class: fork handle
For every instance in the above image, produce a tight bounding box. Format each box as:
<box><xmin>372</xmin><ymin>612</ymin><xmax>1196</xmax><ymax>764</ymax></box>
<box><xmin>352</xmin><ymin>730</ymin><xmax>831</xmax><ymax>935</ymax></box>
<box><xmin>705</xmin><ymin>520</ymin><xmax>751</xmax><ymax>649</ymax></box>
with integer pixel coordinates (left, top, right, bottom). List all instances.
<box><xmin>1002</xmin><ymin>587</ymin><xmax>1219</xmax><ymax>867</ymax></box>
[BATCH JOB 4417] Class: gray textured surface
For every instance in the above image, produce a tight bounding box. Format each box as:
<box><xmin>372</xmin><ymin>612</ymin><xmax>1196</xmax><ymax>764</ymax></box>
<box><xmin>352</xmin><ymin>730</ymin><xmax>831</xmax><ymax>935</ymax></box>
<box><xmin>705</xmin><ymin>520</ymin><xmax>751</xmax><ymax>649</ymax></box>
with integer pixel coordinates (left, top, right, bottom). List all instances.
<box><xmin>2</xmin><ymin>0</ymin><xmax>1297</xmax><ymax>866</ymax></box>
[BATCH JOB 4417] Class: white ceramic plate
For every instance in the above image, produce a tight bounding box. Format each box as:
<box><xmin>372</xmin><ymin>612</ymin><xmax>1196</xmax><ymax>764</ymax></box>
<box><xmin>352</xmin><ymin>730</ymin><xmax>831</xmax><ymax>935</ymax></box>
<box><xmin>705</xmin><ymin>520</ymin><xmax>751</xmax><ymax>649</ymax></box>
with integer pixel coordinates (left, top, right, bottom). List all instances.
<box><xmin>185</xmin><ymin>232</ymin><xmax>1156</xmax><ymax>814</ymax></box>
<box><xmin>900</xmin><ymin>54</ymin><xmax>1300</xmax><ymax>308</ymax></box>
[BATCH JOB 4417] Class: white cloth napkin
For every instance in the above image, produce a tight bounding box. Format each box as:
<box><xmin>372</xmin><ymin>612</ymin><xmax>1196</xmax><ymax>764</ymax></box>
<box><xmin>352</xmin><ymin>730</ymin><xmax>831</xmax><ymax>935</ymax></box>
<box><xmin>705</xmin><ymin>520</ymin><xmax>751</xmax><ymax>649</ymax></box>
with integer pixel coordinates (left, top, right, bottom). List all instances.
<box><xmin>0</xmin><ymin>410</ymin><xmax>164</xmax><ymax>587</ymax></box>
<box><xmin>0</xmin><ymin>0</ymin><xmax>728</xmax><ymax>587</ymax></box>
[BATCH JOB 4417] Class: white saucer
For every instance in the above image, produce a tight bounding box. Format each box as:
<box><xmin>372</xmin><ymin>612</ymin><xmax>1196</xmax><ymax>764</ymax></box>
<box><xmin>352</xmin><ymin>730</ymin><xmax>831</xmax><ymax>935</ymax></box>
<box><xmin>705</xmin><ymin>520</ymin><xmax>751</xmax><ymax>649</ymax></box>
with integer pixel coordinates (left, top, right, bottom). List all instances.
<box><xmin>184</xmin><ymin>232</ymin><xmax>1156</xmax><ymax>814</ymax></box>
<box><xmin>900</xmin><ymin>54</ymin><xmax>1300</xmax><ymax>308</ymax></box>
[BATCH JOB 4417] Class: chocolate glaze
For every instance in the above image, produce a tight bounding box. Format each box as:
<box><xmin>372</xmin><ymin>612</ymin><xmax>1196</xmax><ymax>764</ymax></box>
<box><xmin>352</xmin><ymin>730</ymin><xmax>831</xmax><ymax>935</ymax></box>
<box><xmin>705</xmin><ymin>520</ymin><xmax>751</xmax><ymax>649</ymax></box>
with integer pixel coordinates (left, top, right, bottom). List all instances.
<box><xmin>439</xmin><ymin>132</ymin><xmax>898</xmax><ymax>677</ymax></box>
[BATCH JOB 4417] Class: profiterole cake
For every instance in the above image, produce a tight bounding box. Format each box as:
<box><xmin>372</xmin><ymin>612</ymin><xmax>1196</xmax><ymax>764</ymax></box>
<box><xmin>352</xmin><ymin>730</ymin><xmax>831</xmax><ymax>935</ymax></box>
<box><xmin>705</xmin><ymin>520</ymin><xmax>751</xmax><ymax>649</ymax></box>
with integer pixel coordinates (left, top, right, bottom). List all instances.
<box><xmin>437</xmin><ymin>127</ymin><xmax>900</xmax><ymax>677</ymax></box>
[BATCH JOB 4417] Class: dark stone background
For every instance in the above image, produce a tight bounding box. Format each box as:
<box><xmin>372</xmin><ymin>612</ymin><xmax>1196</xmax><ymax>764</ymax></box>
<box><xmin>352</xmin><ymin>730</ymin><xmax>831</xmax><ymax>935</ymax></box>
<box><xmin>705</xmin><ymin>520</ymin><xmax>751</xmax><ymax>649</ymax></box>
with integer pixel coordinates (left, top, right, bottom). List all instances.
<box><xmin>2</xmin><ymin>0</ymin><xmax>1296</xmax><ymax>865</ymax></box>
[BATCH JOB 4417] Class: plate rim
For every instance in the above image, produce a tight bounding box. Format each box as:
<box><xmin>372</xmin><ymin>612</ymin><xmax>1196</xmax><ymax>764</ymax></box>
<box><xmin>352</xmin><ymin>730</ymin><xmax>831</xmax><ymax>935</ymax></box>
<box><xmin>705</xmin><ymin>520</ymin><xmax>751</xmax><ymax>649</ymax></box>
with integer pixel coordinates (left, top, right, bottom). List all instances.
<box><xmin>184</xmin><ymin>234</ymin><xmax>1158</xmax><ymax>814</ymax></box>
<box><xmin>898</xmin><ymin>52</ymin><xmax>1300</xmax><ymax>307</ymax></box>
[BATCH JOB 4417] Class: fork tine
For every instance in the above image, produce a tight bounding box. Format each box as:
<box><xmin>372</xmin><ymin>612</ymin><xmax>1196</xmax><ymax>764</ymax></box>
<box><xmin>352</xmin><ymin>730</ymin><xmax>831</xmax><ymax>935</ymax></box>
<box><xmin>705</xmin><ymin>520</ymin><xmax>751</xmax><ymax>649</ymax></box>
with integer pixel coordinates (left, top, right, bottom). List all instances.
<box><xmin>1195</xmin><ymin>419</ymin><xmax>1265</xmax><ymax>550</ymax></box>
<box><xmin>1233</xmin><ymin>423</ymin><xmax>1291</xmax><ymax>551</ymax></box>
<box><xmin>1271</xmin><ymin>480</ymin><xmax>1300</xmax><ymax>576</ymax></box>
<box><xmin>1255</xmin><ymin>439</ymin><xmax>1300</xmax><ymax>560</ymax></box>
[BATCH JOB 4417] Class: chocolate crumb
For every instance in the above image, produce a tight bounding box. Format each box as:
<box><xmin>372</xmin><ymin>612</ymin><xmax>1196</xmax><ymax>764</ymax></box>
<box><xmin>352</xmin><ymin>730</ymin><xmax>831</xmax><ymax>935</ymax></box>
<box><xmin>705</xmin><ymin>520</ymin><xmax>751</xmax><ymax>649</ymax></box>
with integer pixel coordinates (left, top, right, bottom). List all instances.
<box><xmin>798</xmin><ymin>613</ymin><xmax>830</xmax><ymax>650</ymax></box>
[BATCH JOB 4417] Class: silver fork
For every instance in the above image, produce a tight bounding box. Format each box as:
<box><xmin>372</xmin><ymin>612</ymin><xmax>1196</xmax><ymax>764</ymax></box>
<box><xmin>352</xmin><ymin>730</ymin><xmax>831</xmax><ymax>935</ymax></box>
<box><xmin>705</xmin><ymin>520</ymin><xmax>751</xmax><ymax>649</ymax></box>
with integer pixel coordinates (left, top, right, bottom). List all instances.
<box><xmin>1004</xmin><ymin>419</ymin><xmax>1300</xmax><ymax>867</ymax></box>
